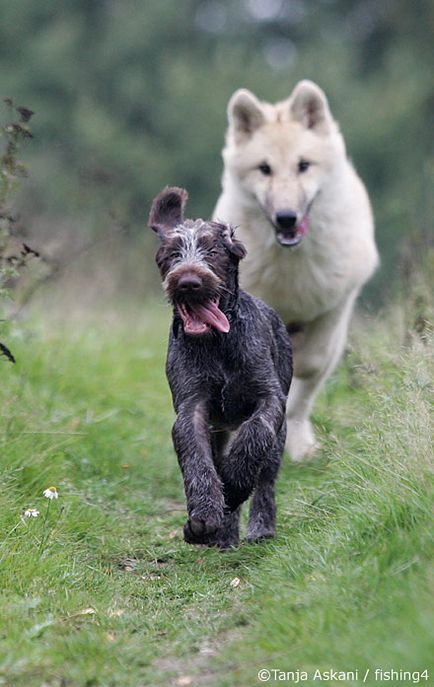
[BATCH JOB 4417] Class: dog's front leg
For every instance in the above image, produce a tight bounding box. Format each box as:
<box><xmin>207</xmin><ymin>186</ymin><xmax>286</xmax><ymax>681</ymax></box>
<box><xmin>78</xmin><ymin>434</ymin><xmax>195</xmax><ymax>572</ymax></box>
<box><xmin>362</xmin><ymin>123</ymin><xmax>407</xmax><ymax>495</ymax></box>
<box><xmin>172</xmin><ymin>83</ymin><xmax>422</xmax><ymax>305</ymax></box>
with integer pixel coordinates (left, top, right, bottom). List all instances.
<box><xmin>172</xmin><ymin>400</ymin><xmax>225</xmax><ymax>543</ymax></box>
<box><xmin>220</xmin><ymin>394</ymin><xmax>286</xmax><ymax>511</ymax></box>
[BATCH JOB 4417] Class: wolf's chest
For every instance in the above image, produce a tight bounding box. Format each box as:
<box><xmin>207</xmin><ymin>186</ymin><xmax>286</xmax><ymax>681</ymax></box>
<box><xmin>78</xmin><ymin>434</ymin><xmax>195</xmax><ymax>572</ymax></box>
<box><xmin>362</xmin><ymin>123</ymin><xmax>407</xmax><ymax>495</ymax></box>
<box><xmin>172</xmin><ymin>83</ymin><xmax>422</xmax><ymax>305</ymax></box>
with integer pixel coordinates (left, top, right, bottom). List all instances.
<box><xmin>239</xmin><ymin>241</ymin><xmax>348</xmax><ymax>323</ymax></box>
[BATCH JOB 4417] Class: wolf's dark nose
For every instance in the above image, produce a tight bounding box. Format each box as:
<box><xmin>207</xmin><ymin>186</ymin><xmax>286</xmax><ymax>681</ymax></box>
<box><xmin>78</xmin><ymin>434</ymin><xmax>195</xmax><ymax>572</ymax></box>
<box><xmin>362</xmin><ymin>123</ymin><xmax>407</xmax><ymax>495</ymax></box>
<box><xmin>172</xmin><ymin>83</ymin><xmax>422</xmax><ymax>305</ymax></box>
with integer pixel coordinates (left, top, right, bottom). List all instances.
<box><xmin>275</xmin><ymin>210</ymin><xmax>297</xmax><ymax>229</ymax></box>
<box><xmin>177</xmin><ymin>273</ymin><xmax>202</xmax><ymax>291</ymax></box>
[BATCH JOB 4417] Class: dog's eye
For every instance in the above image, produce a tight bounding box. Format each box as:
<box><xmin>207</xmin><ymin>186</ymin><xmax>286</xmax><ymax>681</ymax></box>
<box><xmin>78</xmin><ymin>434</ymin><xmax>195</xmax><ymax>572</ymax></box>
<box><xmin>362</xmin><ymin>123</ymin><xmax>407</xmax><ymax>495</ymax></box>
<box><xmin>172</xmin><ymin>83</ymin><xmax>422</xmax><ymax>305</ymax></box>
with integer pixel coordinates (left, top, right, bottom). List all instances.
<box><xmin>298</xmin><ymin>160</ymin><xmax>310</xmax><ymax>174</ymax></box>
<box><xmin>258</xmin><ymin>163</ymin><xmax>272</xmax><ymax>176</ymax></box>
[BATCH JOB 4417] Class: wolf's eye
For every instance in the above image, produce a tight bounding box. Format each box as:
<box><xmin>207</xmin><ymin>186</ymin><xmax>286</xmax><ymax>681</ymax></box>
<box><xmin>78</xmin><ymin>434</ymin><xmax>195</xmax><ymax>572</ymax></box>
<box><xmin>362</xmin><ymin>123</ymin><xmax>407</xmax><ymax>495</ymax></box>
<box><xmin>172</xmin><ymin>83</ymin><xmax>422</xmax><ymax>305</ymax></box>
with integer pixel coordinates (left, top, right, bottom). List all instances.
<box><xmin>298</xmin><ymin>160</ymin><xmax>310</xmax><ymax>174</ymax></box>
<box><xmin>258</xmin><ymin>163</ymin><xmax>272</xmax><ymax>176</ymax></box>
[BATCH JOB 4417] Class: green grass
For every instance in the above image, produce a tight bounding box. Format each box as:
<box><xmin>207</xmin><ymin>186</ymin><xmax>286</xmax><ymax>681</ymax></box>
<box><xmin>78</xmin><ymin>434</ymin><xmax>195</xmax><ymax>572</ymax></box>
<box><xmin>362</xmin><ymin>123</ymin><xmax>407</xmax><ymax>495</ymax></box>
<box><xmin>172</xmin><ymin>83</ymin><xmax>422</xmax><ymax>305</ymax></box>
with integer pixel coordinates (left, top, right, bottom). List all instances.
<box><xmin>0</xmin><ymin>304</ymin><xmax>433</xmax><ymax>687</ymax></box>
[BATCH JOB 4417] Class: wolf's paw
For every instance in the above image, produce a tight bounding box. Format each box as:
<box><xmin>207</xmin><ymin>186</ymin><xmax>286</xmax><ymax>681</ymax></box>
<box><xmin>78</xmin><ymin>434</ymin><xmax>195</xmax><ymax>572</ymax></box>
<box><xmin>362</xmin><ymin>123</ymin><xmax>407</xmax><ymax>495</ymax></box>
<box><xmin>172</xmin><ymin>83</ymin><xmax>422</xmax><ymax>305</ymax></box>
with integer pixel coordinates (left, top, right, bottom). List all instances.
<box><xmin>285</xmin><ymin>418</ymin><xmax>318</xmax><ymax>462</ymax></box>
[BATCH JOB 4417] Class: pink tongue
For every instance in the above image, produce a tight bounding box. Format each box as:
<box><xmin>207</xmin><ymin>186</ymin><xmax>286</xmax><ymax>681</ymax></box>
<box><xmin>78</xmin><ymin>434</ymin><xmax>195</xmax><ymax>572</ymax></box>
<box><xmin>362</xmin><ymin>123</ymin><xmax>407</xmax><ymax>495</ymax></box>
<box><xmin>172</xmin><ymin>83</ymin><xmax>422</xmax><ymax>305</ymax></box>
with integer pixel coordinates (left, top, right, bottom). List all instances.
<box><xmin>178</xmin><ymin>300</ymin><xmax>230</xmax><ymax>334</ymax></box>
<box><xmin>193</xmin><ymin>301</ymin><xmax>230</xmax><ymax>333</ymax></box>
<box><xmin>298</xmin><ymin>215</ymin><xmax>309</xmax><ymax>235</ymax></box>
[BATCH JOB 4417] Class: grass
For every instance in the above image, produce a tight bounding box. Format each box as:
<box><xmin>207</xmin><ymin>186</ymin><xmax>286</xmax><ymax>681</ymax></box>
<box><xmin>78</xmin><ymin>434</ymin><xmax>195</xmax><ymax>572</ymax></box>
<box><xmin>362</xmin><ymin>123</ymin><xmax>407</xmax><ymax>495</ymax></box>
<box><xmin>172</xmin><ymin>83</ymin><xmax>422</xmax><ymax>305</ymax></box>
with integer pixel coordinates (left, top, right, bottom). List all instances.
<box><xmin>0</xmin><ymin>301</ymin><xmax>433</xmax><ymax>687</ymax></box>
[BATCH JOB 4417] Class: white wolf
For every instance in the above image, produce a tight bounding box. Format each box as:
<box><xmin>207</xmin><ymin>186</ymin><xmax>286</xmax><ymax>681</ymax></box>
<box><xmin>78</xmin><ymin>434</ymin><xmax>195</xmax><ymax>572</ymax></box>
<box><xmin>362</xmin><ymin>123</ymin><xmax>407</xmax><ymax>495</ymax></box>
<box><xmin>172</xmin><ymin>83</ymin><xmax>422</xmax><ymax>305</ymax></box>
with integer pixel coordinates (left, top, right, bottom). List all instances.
<box><xmin>214</xmin><ymin>80</ymin><xmax>379</xmax><ymax>460</ymax></box>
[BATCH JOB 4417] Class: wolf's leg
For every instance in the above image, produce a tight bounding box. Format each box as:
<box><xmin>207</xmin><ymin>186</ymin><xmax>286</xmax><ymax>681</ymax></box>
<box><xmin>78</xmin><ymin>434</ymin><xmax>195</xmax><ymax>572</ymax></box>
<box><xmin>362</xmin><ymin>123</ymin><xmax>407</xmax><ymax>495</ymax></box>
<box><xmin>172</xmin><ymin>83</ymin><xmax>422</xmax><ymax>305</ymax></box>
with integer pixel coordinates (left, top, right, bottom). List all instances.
<box><xmin>246</xmin><ymin>423</ymin><xmax>286</xmax><ymax>542</ymax></box>
<box><xmin>286</xmin><ymin>292</ymin><xmax>358</xmax><ymax>461</ymax></box>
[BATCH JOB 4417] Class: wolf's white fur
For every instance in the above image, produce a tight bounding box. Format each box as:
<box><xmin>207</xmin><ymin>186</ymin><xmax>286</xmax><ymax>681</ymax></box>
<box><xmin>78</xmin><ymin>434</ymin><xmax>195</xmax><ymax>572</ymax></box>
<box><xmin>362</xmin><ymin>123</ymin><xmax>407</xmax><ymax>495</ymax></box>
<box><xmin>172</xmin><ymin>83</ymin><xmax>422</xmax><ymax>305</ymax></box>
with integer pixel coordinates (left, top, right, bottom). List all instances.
<box><xmin>214</xmin><ymin>80</ymin><xmax>379</xmax><ymax>460</ymax></box>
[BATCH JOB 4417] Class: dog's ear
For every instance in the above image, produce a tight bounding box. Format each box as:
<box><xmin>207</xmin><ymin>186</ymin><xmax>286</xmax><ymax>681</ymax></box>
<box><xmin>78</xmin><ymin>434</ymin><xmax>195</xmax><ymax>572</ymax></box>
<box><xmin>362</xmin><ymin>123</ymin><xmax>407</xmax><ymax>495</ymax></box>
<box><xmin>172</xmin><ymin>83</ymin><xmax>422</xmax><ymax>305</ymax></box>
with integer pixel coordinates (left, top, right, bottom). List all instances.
<box><xmin>148</xmin><ymin>186</ymin><xmax>188</xmax><ymax>237</ymax></box>
<box><xmin>228</xmin><ymin>89</ymin><xmax>265</xmax><ymax>139</ymax></box>
<box><xmin>223</xmin><ymin>225</ymin><xmax>247</xmax><ymax>261</ymax></box>
<box><xmin>289</xmin><ymin>80</ymin><xmax>332</xmax><ymax>134</ymax></box>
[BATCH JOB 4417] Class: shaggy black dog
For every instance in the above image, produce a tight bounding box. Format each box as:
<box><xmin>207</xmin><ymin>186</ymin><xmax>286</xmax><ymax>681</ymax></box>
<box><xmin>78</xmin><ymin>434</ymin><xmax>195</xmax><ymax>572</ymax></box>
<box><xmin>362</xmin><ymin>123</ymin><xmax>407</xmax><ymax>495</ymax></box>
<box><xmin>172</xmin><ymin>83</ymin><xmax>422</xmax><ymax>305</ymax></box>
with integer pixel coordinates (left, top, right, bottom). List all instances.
<box><xmin>149</xmin><ymin>186</ymin><xmax>292</xmax><ymax>548</ymax></box>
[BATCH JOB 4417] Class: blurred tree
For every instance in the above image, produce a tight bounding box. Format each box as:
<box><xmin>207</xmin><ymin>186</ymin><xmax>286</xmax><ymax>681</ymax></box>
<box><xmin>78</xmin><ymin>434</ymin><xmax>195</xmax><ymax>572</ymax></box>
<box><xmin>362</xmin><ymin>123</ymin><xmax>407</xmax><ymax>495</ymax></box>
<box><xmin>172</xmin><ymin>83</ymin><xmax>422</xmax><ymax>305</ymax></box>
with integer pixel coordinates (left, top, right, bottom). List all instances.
<box><xmin>0</xmin><ymin>0</ymin><xmax>432</xmax><ymax>302</ymax></box>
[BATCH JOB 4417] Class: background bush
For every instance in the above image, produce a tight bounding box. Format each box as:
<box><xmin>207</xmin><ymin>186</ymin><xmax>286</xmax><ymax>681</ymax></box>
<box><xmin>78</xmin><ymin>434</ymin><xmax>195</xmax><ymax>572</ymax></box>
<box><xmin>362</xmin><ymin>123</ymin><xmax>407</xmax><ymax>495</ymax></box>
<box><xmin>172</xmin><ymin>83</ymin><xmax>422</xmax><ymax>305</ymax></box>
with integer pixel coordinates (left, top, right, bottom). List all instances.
<box><xmin>0</xmin><ymin>0</ymin><xmax>433</xmax><ymax>304</ymax></box>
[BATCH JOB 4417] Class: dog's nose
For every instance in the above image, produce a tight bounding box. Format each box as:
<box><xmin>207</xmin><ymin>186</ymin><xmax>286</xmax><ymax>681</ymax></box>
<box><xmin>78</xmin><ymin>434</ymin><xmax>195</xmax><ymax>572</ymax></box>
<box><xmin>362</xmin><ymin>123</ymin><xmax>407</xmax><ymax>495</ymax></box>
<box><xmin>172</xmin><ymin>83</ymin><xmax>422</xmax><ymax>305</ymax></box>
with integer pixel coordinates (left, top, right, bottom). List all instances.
<box><xmin>275</xmin><ymin>210</ymin><xmax>298</xmax><ymax>230</ymax></box>
<box><xmin>177</xmin><ymin>273</ymin><xmax>202</xmax><ymax>291</ymax></box>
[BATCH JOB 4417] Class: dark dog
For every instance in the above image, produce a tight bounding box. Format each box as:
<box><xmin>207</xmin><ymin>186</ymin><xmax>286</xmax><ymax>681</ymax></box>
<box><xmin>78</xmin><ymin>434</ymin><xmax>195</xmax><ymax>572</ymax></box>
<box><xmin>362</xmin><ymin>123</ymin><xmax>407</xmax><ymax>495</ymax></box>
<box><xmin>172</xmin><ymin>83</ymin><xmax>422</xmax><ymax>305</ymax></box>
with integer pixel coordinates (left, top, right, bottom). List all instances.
<box><xmin>149</xmin><ymin>187</ymin><xmax>292</xmax><ymax>548</ymax></box>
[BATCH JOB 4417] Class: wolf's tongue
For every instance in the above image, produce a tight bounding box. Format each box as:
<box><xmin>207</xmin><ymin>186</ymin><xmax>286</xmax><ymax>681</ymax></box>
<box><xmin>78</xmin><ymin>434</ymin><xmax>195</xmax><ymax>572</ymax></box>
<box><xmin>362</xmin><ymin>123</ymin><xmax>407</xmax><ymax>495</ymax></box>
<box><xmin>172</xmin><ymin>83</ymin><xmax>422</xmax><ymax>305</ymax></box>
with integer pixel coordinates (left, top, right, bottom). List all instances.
<box><xmin>298</xmin><ymin>214</ymin><xmax>309</xmax><ymax>235</ymax></box>
<box><xmin>193</xmin><ymin>301</ymin><xmax>230</xmax><ymax>333</ymax></box>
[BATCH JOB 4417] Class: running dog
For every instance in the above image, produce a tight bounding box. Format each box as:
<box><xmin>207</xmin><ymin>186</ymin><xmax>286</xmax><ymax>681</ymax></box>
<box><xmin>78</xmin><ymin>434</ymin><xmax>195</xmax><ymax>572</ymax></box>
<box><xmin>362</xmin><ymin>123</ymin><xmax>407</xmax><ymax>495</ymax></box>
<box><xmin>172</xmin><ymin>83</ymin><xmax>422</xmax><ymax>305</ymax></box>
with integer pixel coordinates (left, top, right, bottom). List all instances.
<box><xmin>149</xmin><ymin>186</ymin><xmax>292</xmax><ymax>548</ymax></box>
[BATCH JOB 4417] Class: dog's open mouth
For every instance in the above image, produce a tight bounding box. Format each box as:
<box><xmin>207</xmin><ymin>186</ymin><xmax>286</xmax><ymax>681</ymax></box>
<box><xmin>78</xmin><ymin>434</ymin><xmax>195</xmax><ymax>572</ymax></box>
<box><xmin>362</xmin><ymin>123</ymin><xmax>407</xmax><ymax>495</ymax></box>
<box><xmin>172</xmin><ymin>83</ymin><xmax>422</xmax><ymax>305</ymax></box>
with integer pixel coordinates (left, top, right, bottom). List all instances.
<box><xmin>276</xmin><ymin>215</ymin><xmax>309</xmax><ymax>248</ymax></box>
<box><xmin>177</xmin><ymin>298</ymin><xmax>230</xmax><ymax>336</ymax></box>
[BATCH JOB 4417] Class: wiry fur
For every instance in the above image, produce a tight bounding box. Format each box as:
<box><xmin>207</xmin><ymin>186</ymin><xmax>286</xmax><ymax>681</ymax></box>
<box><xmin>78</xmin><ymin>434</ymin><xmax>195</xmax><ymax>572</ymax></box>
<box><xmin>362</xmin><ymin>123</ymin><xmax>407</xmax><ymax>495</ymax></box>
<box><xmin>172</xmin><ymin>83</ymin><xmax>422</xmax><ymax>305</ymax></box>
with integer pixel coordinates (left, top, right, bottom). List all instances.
<box><xmin>149</xmin><ymin>187</ymin><xmax>292</xmax><ymax>548</ymax></box>
<box><xmin>214</xmin><ymin>80</ymin><xmax>379</xmax><ymax>460</ymax></box>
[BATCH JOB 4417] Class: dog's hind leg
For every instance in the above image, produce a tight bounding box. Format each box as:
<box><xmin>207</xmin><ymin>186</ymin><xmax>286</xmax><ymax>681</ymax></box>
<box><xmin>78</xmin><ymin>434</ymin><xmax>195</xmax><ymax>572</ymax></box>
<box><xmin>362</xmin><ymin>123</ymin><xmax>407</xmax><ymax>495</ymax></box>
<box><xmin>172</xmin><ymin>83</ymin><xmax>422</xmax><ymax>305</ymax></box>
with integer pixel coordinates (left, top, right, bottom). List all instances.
<box><xmin>246</xmin><ymin>424</ymin><xmax>285</xmax><ymax>542</ymax></box>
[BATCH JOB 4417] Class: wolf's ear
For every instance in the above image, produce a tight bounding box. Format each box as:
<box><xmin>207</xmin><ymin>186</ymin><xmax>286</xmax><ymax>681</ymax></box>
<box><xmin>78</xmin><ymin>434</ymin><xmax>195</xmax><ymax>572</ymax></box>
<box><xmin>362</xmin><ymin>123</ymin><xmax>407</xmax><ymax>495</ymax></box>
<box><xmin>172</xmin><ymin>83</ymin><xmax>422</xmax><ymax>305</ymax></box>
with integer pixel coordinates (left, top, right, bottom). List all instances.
<box><xmin>148</xmin><ymin>186</ymin><xmax>188</xmax><ymax>237</ymax></box>
<box><xmin>228</xmin><ymin>89</ymin><xmax>265</xmax><ymax>139</ymax></box>
<box><xmin>289</xmin><ymin>80</ymin><xmax>332</xmax><ymax>133</ymax></box>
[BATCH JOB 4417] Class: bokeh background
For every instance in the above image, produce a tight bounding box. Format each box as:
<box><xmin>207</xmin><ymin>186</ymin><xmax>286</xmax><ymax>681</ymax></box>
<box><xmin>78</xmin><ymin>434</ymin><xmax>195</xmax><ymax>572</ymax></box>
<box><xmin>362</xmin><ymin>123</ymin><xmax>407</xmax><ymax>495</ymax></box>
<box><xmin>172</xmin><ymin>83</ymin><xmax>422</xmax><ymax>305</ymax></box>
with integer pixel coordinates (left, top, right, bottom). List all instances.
<box><xmin>0</xmin><ymin>6</ymin><xmax>433</xmax><ymax>684</ymax></box>
<box><xmin>1</xmin><ymin>0</ymin><xmax>433</xmax><ymax>308</ymax></box>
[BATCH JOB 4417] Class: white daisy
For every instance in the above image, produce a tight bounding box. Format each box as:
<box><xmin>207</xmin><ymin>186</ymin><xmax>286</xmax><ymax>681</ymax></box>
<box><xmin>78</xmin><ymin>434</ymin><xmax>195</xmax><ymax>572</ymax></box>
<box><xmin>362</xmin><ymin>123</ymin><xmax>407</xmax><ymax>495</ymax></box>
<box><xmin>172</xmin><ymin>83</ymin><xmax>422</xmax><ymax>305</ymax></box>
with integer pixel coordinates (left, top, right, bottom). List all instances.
<box><xmin>43</xmin><ymin>486</ymin><xmax>59</xmax><ymax>500</ymax></box>
<box><xmin>24</xmin><ymin>508</ymin><xmax>39</xmax><ymax>518</ymax></box>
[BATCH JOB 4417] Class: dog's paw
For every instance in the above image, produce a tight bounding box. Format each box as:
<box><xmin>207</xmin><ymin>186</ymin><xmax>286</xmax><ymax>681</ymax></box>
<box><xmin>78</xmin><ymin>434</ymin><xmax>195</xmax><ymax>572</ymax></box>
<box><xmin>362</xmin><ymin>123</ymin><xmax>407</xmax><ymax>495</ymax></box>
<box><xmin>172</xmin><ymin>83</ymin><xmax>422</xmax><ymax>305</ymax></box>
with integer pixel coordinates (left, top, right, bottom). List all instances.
<box><xmin>183</xmin><ymin>519</ymin><xmax>215</xmax><ymax>545</ymax></box>
<box><xmin>184</xmin><ymin>501</ymin><xmax>225</xmax><ymax>545</ymax></box>
<box><xmin>245</xmin><ymin>526</ymin><xmax>275</xmax><ymax>543</ymax></box>
<box><xmin>189</xmin><ymin>515</ymin><xmax>219</xmax><ymax>536</ymax></box>
<box><xmin>285</xmin><ymin>418</ymin><xmax>318</xmax><ymax>462</ymax></box>
<box><xmin>215</xmin><ymin>535</ymin><xmax>239</xmax><ymax>551</ymax></box>
<box><xmin>223</xmin><ymin>487</ymin><xmax>250</xmax><ymax>512</ymax></box>
<box><xmin>183</xmin><ymin>519</ymin><xmax>238</xmax><ymax>549</ymax></box>
<box><xmin>220</xmin><ymin>470</ymin><xmax>252</xmax><ymax>511</ymax></box>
